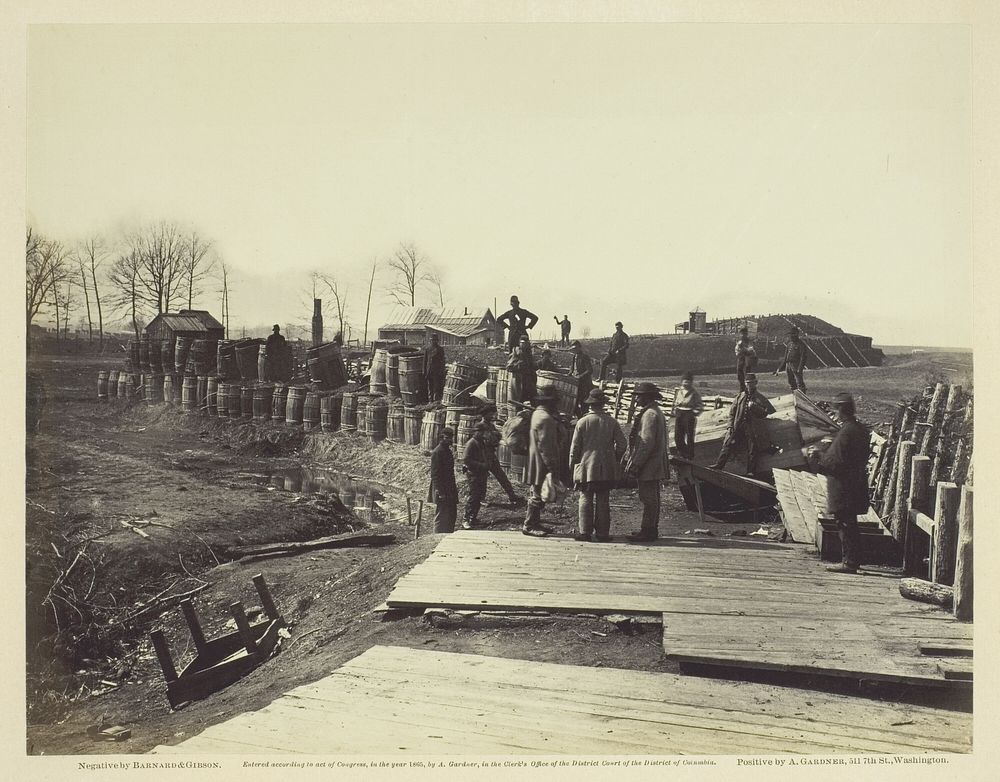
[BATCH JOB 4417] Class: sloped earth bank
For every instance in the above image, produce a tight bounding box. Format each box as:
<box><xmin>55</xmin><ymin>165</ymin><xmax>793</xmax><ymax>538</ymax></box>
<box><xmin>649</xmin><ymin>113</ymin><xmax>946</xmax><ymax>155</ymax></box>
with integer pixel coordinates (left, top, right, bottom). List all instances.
<box><xmin>28</xmin><ymin>355</ymin><xmax>744</xmax><ymax>756</ymax></box>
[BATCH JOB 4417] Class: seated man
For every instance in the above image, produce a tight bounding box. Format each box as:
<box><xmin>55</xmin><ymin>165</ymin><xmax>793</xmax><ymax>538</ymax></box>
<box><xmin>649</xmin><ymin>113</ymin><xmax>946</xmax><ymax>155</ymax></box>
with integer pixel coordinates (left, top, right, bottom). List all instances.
<box><xmin>599</xmin><ymin>322</ymin><xmax>629</xmax><ymax>381</ymax></box>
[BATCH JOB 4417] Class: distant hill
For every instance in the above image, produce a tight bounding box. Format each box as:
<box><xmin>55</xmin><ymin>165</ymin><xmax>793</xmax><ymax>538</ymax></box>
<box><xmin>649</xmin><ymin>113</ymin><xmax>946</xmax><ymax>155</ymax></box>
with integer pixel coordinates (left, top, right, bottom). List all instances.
<box><xmin>877</xmin><ymin>345</ymin><xmax>973</xmax><ymax>355</ymax></box>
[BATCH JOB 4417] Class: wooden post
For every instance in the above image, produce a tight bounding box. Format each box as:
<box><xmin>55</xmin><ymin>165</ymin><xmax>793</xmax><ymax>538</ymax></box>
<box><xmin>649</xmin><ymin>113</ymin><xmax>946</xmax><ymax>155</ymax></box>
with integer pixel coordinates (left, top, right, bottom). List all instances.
<box><xmin>931</xmin><ymin>482</ymin><xmax>960</xmax><ymax>585</ymax></box>
<box><xmin>953</xmin><ymin>485</ymin><xmax>973</xmax><ymax>620</ymax></box>
<box><xmin>252</xmin><ymin>574</ymin><xmax>280</xmax><ymax>621</ymax></box>
<box><xmin>414</xmin><ymin>501</ymin><xmax>423</xmax><ymax>540</ymax></box>
<box><xmin>890</xmin><ymin>440</ymin><xmax>916</xmax><ymax>540</ymax></box>
<box><xmin>918</xmin><ymin>383</ymin><xmax>946</xmax><ymax>455</ymax></box>
<box><xmin>179</xmin><ymin>599</ymin><xmax>208</xmax><ymax>654</ymax></box>
<box><xmin>150</xmin><ymin>630</ymin><xmax>178</xmax><ymax>682</ymax></box>
<box><xmin>230</xmin><ymin>601</ymin><xmax>258</xmax><ymax>656</ymax></box>
<box><xmin>693</xmin><ymin>479</ymin><xmax>705</xmax><ymax>524</ymax></box>
<box><xmin>406</xmin><ymin>496</ymin><xmax>413</xmax><ymax>526</ymax></box>
<box><xmin>902</xmin><ymin>455</ymin><xmax>932</xmax><ymax>575</ymax></box>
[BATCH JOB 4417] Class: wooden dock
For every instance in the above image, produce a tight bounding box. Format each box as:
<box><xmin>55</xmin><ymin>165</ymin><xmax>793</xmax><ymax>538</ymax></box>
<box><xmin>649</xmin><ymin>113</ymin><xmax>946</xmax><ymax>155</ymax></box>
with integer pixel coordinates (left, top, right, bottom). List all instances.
<box><xmin>153</xmin><ymin>645</ymin><xmax>971</xmax><ymax>755</ymax></box>
<box><xmin>386</xmin><ymin>531</ymin><xmax>970</xmax><ymax>689</ymax></box>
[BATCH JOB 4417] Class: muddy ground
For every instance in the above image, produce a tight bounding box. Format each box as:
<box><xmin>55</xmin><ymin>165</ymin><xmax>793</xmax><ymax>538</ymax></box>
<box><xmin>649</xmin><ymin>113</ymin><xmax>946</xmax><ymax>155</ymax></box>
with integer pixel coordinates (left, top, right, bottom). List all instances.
<box><xmin>24</xmin><ymin>350</ymin><xmax>971</xmax><ymax>755</ymax></box>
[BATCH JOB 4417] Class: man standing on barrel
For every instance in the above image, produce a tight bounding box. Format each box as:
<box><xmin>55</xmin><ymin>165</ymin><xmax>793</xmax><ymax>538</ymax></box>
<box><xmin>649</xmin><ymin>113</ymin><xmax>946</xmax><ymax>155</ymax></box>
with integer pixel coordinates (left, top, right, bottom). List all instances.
<box><xmin>498</xmin><ymin>295</ymin><xmax>538</xmax><ymax>350</ymax></box>
<box><xmin>424</xmin><ymin>332</ymin><xmax>446</xmax><ymax>403</ymax></box>
<box><xmin>264</xmin><ymin>324</ymin><xmax>290</xmax><ymax>382</ymax></box>
<box><xmin>808</xmin><ymin>392</ymin><xmax>870</xmax><ymax>574</ymax></box>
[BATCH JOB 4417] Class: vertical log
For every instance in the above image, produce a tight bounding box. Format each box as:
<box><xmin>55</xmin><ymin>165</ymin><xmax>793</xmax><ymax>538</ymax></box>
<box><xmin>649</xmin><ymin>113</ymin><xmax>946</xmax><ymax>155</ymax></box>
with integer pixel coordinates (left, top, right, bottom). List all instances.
<box><xmin>949</xmin><ymin>399</ymin><xmax>974</xmax><ymax>484</ymax></box>
<box><xmin>150</xmin><ymin>630</ymin><xmax>178</xmax><ymax>682</ymax></box>
<box><xmin>180</xmin><ymin>599</ymin><xmax>208</xmax><ymax>654</ymax></box>
<box><xmin>902</xmin><ymin>455</ymin><xmax>932</xmax><ymax>575</ymax></box>
<box><xmin>918</xmin><ymin>383</ymin><xmax>946</xmax><ymax>455</ymax></box>
<box><xmin>229</xmin><ymin>601</ymin><xmax>259</xmax><ymax>656</ymax></box>
<box><xmin>931</xmin><ymin>482</ymin><xmax>960</xmax><ymax>585</ymax></box>
<box><xmin>252</xmin><ymin>574</ymin><xmax>281</xmax><ymax>621</ymax></box>
<box><xmin>890</xmin><ymin>440</ymin><xmax>916</xmax><ymax>540</ymax></box>
<box><xmin>930</xmin><ymin>385</ymin><xmax>962</xmax><ymax>484</ymax></box>
<box><xmin>953</xmin><ymin>486</ymin><xmax>973</xmax><ymax>621</ymax></box>
<box><xmin>882</xmin><ymin>403</ymin><xmax>917</xmax><ymax>517</ymax></box>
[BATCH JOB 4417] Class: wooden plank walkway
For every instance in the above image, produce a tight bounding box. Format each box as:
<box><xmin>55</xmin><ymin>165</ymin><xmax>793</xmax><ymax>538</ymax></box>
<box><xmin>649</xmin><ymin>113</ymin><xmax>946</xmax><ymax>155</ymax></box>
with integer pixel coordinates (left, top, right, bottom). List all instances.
<box><xmin>772</xmin><ymin>468</ymin><xmax>814</xmax><ymax>544</ymax></box>
<box><xmin>153</xmin><ymin>645</ymin><xmax>971</xmax><ymax>755</ymax></box>
<box><xmin>387</xmin><ymin>531</ymin><xmax>971</xmax><ymax>689</ymax></box>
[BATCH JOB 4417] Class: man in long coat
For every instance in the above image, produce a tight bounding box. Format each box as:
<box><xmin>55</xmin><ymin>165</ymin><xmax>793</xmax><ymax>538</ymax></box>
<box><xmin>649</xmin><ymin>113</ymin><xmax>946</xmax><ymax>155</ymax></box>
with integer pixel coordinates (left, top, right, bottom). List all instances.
<box><xmin>710</xmin><ymin>374</ymin><xmax>775</xmax><ymax>475</ymax></box>
<box><xmin>462</xmin><ymin>423</ymin><xmax>491</xmax><ymax>529</ymax></box>
<box><xmin>498</xmin><ymin>295</ymin><xmax>538</xmax><ymax>350</ymax></box>
<box><xmin>569</xmin><ymin>389</ymin><xmax>627</xmax><ymax>542</ymax></box>
<box><xmin>809</xmin><ymin>392</ymin><xmax>870</xmax><ymax>573</ymax></box>
<box><xmin>428</xmin><ymin>428</ymin><xmax>457</xmax><ymax>533</ymax></box>
<box><xmin>776</xmin><ymin>327</ymin><xmax>808</xmax><ymax>391</ymax></box>
<box><xmin>523</xmin><ymin>387</ymin><xmax>561</xmax><ymax>537</ymax></box>
<box><xmin>570</xmin><ymin>340</ymin><xmax>594</xmax><ymax>413</ymax></box>
<box><xmin>506</xmin><ymin>335</ymin><xmax>536</xmax><ymax>405</ymax></box>
<box><xmin>424</xmin><ymin>332</ymin><xmax>447</xmax><ymax>402</ymax></box>
<box><xmin>734</xmin><ymin>326</ymin><xmax>757</xmax><ymax>391</ymax></box>
<box><xmin>625</xmin><ymin>382</ymin><xmax>670</xmax><ymax>542</ymax></box>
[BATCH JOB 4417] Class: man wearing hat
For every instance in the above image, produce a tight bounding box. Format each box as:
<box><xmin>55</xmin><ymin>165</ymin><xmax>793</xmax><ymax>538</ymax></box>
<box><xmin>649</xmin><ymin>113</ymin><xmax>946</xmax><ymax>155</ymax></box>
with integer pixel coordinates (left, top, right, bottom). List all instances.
<box><xmin>424</xmin><ymin>332</ymin><xmax>447</xmax><ymax>403</ymax></box>
<box><xmin>506</xmin><ymin>334</ymin><xmax>537</xmax><ymax>405</ymax></box>
<box><xmin>480</xmin><ymin>404</ymin><xmax>522</xmax><ymax>505</ymax></box>
<box><xmin>776</xmin><ymin>327</ymin><xmax>808</xmax><ymax>392</ymax></box>
<box><xmin>808</xmin><ymin>393</ymin><xmax>870</xmax><ymax>573</ymax></box>
<box><xmin>625</xmin><ymin>382</ymin><xmax>670</xmax><ymax>542</ymax></box>
<box><xmin>498</xmin><ymin>295</ymin><xmax>539</xmax><ymax>350</ymax></box>
<box><xmin>553</xmin><ymin>314</ymin><xmax>572</xmax><ymax>346</ymax></box>
<box><xmin>569</xmin><ymin>389</ymin><xmax>627</xmax><ymax>541</ymax></box>
<box><xmin>735</xmin><ymin>325</ymin><xmax>757</xmax><ymax>391</ymax></box>
<box><xmin>710</xmin><ymin>374</ymin><xmax>775</xmax><ymax>475</ymax></box>
<box><xmin>600</xmin><ymin>321</ymin><xmax>630</xmax><ymax>382</ymax></box>
<box><xmin>264</xmin><ymin>324</ymin><xmax>289</xmax><ymax>382</ymax></box>
<box><xmin>570</xmin><ymin>340</ymin><xmax>595</xmax><ymax>413</ymax></box>
<box><xmin>536</xmin><ymin>345</ymin><xmax>558</xmax><ymax>372</ymax></box>
<box><xmin>428</xmin><ymin>428</ymin><xmax>458</xmax><ymax>533</ymax></box>
<box><xmin>462</xmin><ymin>421</ymin><xmax>493</xmax><ymax>529</ymax></box>
<box><xmin>523</xmin><ymin>386</ymin><xmax>562</xmax><ymax>536</ymax></box>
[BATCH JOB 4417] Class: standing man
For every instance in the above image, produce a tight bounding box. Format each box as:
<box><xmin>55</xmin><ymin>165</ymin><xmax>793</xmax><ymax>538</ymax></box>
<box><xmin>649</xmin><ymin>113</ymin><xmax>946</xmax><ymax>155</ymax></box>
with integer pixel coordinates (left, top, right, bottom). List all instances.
<box><xmin>625</xmin><ymin>382</ymin><xmax>670</xmax><ymax>543</ymax></box>
<box><xmin>776</xmin><ymin>327</ymin><xmax>808</xmax><ymax>392</ymax></box>
<box><xmin>570</xmin><ymin>340</ymin><xmax>594</xmax><ymax>413</ymax></box>
<box><xmin>424</xmin><ymin>332</ymin><xmax>447</xmax><ymax>403</ymax></box>
<box><xmin>480</xmin><ymin>404</ymin><xmax>522</xmax><ymax>505</ymax></box>
<box><xmin>671</xmin><ymin>371</ymin><xmax>703</xmax><ymax>460</ymax></box>
<box><xmin>710</xmin><ymin>374</ymin><xmax>775</xmax><ymax>475</ymax></box>
<box><xmin>569</xmin><ymin>389</ymin><xmax>627</xmax><ymax>542</ymax></box>
<box><xmin>808</xmin><ymin>393</ymin><xmax>870</xmax><ymax>573</ymax></box>
<box><xmin>264</xmin><ymin>324</ymin><xmax>288</xmax><ymax>382</ymax></box>
<box><xmin>506</xmin><ymin>335</ymin><xmax>536</xmax><ymax>405</ymax></box>
<box><xmin>735</xmin><ymin>326</ymin><xmax>757</xmax><ymax>392</ymax></box>
<box><xmin>498</xmin><ymin>295</ymin><xmax>539</xmax><ymax>350</ymax></box>
<box><xmin>462</xmin><ymin>422</ymin><xmax>492</xmax><ymax>530</ymax></box>
<box><xmin>600</xmin><ymin>322</ymin><xmax>630</xmax><ymax>381</ymax></box>
<box><xmin>428</xmin><ymin>428</ymin><xmax>458</xmax><ymax>533</ymax></box>
<box><xmin>553</xmin><ymin>314</ymin><xmax>571</xmax><ymax>346</ymax></box>
<box><xmin>523</xmin><ymin>387</ymin><xmax>561</xmax><ymax>537</ymax></box>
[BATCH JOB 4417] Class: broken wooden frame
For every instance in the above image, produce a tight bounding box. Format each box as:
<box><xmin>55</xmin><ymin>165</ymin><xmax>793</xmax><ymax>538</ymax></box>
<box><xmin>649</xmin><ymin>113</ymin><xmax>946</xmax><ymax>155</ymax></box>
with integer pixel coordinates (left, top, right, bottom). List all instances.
<box><xmin>150</xmin><ymin>573</ymin><xmax>286</xmax><ymax>708</ymax></box>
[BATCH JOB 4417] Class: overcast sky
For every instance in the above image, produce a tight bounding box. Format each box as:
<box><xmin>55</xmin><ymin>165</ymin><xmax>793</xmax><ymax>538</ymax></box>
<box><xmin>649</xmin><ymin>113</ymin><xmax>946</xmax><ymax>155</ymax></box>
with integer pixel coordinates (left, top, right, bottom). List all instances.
<box><xmin>27</xmin><ymin>22</ymin><xmax>971</xmax><ymax>346</ymax></box>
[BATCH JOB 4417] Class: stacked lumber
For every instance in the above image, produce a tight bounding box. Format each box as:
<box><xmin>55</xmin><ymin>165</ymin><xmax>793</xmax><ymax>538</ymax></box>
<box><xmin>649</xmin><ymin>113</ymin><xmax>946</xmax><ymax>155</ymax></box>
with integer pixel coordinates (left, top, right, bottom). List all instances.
<box><xmin>598</xmin><ymin>379</ymin><xmax>732</xmax><ymax>426</ymax></box>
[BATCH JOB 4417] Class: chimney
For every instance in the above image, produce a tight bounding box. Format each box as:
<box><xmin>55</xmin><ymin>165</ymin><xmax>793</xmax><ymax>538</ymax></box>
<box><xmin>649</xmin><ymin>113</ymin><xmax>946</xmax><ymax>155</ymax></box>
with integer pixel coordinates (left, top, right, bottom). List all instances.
<box><xmin>312</xmin><ymin>299</ymin><xmax>323</xmax><ymax>346</ymax></box>
<box><xmin>464</xmin><ymin>307</ymin><xmax>468</xmax><ymax>316</ymax></box>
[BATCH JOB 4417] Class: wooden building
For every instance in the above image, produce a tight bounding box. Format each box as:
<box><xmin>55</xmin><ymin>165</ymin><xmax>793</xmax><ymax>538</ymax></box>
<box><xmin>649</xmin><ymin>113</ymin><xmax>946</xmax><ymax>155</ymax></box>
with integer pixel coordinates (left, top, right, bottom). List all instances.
<box><xmin>145</xmin><ymin>310</ymin><xmax>224</xmax><ymax>342</ymax></box>
<box><xmin>377</xmin><ymin>306</ymin><xmax>499</xmax><ymax>346</ymax></box>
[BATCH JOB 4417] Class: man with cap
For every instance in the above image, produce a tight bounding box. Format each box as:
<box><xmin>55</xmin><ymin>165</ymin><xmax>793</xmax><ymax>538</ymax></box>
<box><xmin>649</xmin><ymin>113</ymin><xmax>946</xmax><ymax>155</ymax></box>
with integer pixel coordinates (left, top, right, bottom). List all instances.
<box><xmin>553</xmin><ymin>314</ymin><xmax>571</xmax><ymax>346</ymax></box>
<box><xmin>480</xmin><ymin>404</ymin><xmax>522</xmax><ymax>505</ymax></box>
<box><xmin>428</xmin><ymin>428</ymin><xmax>458</xmax><ymax>533</ymax></box>
<box><xmin>735</xmin><ymin>326</ymin><xmax>757</xmax><ymax>392</ymax></box>
<box><xmin>600</xmin><ymin>322</ymin><xmax>630</xmax><ymax>381</ymax></box>
<box><xmin>536</xmin><ymin>345</ymin><xmax>557</xmax><ymax>372</ymax></box>
<box><xmin>570</xmin><ymin>388</ymin><xmax>627</xmax><ymax>541</ymax></box>
<box><xmin>710</xmin><ymin>373</ymin><xmax>776</xmax><ymax>475</ymax></box>
<box><xmin>264</xmin><ymin>325</ymin><xmax>288</xmax><ymax>382</ymax></box>
<box><xmin>424</xmin><ymin>332</ymin><xmax>447</xmax><ymax>403</ymax></box>
<box><xmin>506</xmin><ymin>335</ymin><xmax>536</xmax><ymax>404</ymax></box>
<box><xmin>523</xmin><ymin>386</ymin><xmax>562</xmax><ymax>536</ymax></box>
<box><xmin>570</xmin><ymin>340</ymin><xmax>594</xmax><ymax>413</ymax></box>
<box><xmin>776</xmin><ymin>327</ymin><xmax>808</xmax><ymax>392</ymax></box>
<box><xmin>808</xmin><ymin>393</ymin><xmax>870</xmax><ymax>573</ymax></box>
<box><xmin>625</xmin><ymin>382</ymin><xmax>670</xmax><ymax>542</ymax></box>
<box><xmin>462</xmin><ymin>421</ymin><xmax>492</xmax><ymax>529</ymax></box>
<box><xmin>671</xmin><ymin>371</ymin><xmax>704</xmax><ymax>460</ymax></box>
<box><xmin>498</xmin><ymin>295</ymin><xmax>539</xmax><ymax>350</ymax></box>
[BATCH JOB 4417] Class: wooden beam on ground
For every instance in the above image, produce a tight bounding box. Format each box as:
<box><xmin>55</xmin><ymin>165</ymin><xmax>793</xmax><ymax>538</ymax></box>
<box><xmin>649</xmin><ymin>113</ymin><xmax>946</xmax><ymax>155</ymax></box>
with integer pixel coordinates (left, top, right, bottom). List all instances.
<box><xmin>899</xmin><ymin>578</ymin><xmax>953</xmax><ymax>608</ymax></box>
<box><xmin>227</xmin><ymin>533</ymin><xmax>396</xmax><ymax>561</ymax></box>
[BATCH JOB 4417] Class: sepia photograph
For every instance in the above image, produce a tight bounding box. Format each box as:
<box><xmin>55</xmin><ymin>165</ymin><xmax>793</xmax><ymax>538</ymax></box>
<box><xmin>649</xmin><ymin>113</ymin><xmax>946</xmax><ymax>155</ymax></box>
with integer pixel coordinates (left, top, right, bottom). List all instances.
<box><xmin>10</xmin><ymin>1</ymin><xmax>992</xmax><ymax>775</ymax></box>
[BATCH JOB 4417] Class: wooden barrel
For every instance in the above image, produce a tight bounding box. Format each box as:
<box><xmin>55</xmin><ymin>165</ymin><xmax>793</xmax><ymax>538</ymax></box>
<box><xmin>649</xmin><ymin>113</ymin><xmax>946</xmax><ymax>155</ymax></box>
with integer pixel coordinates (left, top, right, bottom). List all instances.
<box><xmin>191</xmin><ymin>339</ymin><xmax>218</xmax><ymax>376</ymax></box>
<box><xmin>215</xmin><ymin>382</ymin><xmax>228</xmax><ymax>417</ymax></box>
<box><xmin>148</xmin><ymin>341</ymin><xmax>163</xmax><ymax>373</ymax></box>
<box><xmin>228</xmin><ymin>383</ymin><xmax>243</xmax><ymax>421</ymax></box>
<box><xmin>387</xmin><ymin>405</ymin><xmax>405</xmax><ymax>443</ymax></box>
<box><xmin>174</xmin><ymin>336</ymin><xmax>193</xmax><ymax>375</ymax></box>
<box><xmin>217</xmin><ymin>340</ymin><xmax>239</xmax><ymax>380</ymax></box>
<box><xmin>536</xmin><ymin>370</ymin><xmax>579</xmax><ymax>417</ymax></box>
<box><xmin>303</xmin><ymin>391</ymin><xmax>322</xmax><ymax>431</ymax></box>
<box><xmin>196</xmin><ymin>376</ymin><xmax>208</xmax><ymax>412</ymax></box>
<box><xmin>305</xmin><ymin>342</ymin><xmax>347</xmax><ymax>389</ymax></box>
<box><xmin>162</xmin><ymin>373</ymin><xmax>174</xmax><ymax>404</ymax></box>
<box><xmin>285</xmin><ymin>386</ymin><xmax>306</xmax><ymax>425</ymax></box>
<box><xmin>206</xmin><ymin>377</ymin><xmax>219</xmax><ymax>416</ymax></box>
<box><xmin>398</xmin><ymin>354</ymin><xmax>427</xmax><ymax>406</ymax></box>
<box><xmin>485</xmin><ymin>367</ymin><xmax>499</xmax><ymax>402</ymax></box>
<box><xmin>117</xmin><ymin>373</ymin><xmax>128</xmax><ymax>399</ymax></box>
<box><xmin>495</xmin><ymin>367</ymin><xmax>510</xmax><ymax>420</ymax></box>
<box><xmin>356</xmin><ymin>395</ymin><xmax>369</xmax><ymax>436</ymax></box>
<box><xmin>271</xmin><ymin>384</ymin><xmax>289</xmax><ymax>420</ymax></box>
<box><xmin>257</xmin><ymin>345</ymin><xmax>268</xmax><ymax>383</ymax></box>
<box><xmin>161</xmin><ymin>339</ymin><xmax>175</xmax><ymax>375</ymax></box>
<box><xmin>138</xmin><ymin>335</ymin><xmax>151</xmax><ymax>373</ymax></box>
<box><xmin>240</xmin><ymin>385</ymin><xmax>254</xmax><ymax>420</ymax></box>
<box><xmin>456</xmin><ymin>414</ymin><xmax>478</xmax><ymax>448</ymax></box>
<box><xmin>97</xmin><ymin>370</ymin><xmax>109</xmax><ymax>401</ymax></box>
<box><xmin>369</xmin><ymin>349</ymin><xmax>388</xmax><ymax>395</ymax></box>
<box><xmin>108</xmin><ymin>370</ymin><xmax>120</xmax><ymax>398</ymax></box>
<box><xmin>445</xmin><ymin>406</ymin><xmax>477</xmax><ymax>438</ymax></box>
<box><xmin>128</xmin><ymin>340</ymin><xmax>141</xmax><ymax>372</ymax></box>
<box><xmin>498</xmin><ymin>442</ymin><xmax>511</xmax><ymax>473</ymax></box>
<box><xmin>125</xmin><ymin>373</ymin><xmax>139</xmax><ymax>401</ymax></box>
<box><xmin>236</xmin><ymin>339</ymin><xmax>262</xmax><ymax>380</ymax></box>
<box><xmin>386</xmin><ymin>353</ymin><xmax>402</xmax><ymax>399</ymax></box>
<box><xmin>442</xmin><ymin>363</ymin><xmax>488</xmax><ymax>405</ymax></box>
<box><xmin>340</xmin><ymin>392</ymin><xmax>358</xmax><ymax>432</ymax></box>
<box><xmin>321</xmin><ymin>393</ymin><xmax>342</xmax><ymax>432</ymax></box>
<box><xmin>181</xmin><ymin>376</ymin><xmax>198</xmax><ymax>412</ymax></box>
<box><xmin>254</xmin><ymin>384</ymin><xmax>274</xmax><ymax>422</ymax></box>
<box><xmin>403</xmin><ymin>407</ymin><xmax>422</xmax><ymax>445</ymax></box>
<box><xmin>365</xmin><ymin>396</ymin><xmax>389</xmax><ymax>443</ymax></box>
<box><xmin>420</xmin><ymin>408</ymin><xmax>446</xmax><ymax>451</ymax></box>
<box><xmin>145</xmin><ymin>373</ymin><xmax>164</xmax><ymax>404</ymax></box>
<box><xmin>508</xmin><ymin>452</ymin><xmax>527</xmax><ymax>484</ymax></box>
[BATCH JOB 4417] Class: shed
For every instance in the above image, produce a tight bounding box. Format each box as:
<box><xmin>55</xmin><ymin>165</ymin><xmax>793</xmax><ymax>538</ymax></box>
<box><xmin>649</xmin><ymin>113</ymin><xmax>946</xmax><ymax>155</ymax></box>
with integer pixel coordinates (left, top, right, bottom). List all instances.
<box><xmin>145</xmin><ymin>310</ymin><xmax>224</xmax><ymax>342</ymax></box>
<box><xmin>378</xmin><ymin>306</ymin><xmax>499</xmax><ymax>346</ymax></box>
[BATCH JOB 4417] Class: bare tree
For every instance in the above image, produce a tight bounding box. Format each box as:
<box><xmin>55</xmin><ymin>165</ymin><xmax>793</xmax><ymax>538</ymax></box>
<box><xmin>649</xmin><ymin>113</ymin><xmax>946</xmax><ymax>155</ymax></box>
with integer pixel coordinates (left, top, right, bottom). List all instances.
<box><xmin>217</xmin><ymin>259</ymin><xmax>232</xmax><ymax>339</ymax></box>
<box><xmin>428</xmin><ymin>266</ymin><xmax>446</xmax><ymax>307</ymax></box>
<box><xmin>316</xmin><ymin>272</ymin><xmax>350</xmax><ymax>338</ymax></box>
<box><xmin>80</xmin><ymin>236</ymin><xmax>109</xmax><ymax>349</ymax></box>
<box><xmin>181</xmin><ymin>231</ymin><xmax>215</xmax><ymax>309</ymax></box>
<box><xmin>52</xmin><ymin>280</ymin><xmax>76</xmax><ymax>344</ymax></box>
<box><xmin>387</xmin><ymin>242</ymin><xmax>431</xmax><ymax>307</ymax></box>
<box><xmin>364</xmin><ymin>259</ymin><xmax>377</xmax><ymax>346</ymax></box>
<box><xmin>129</xmin><ymin>221</ymin><xmax>187</xmax><ymax>315</ymax></box>
<box><xmin>26</xmin><ymin>227</ymin><xmax>70</xmax><ymax>340</ymax></box>
<box><xmin>107</xmin><ymin>248</ymin><xmax>144</xmax><ymax>339</ymax></box>
<box><xmin>74</xmin><ymin>253</ymin><xmax>93</xmax><ymax>342</ymax></box>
